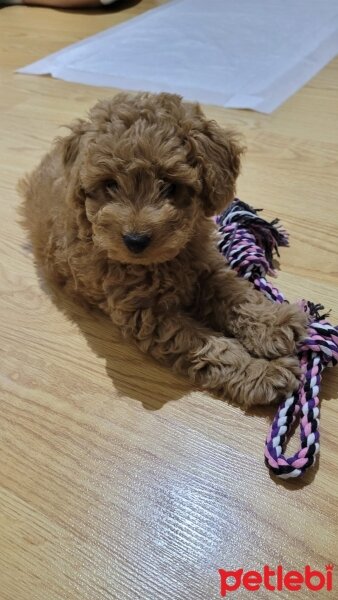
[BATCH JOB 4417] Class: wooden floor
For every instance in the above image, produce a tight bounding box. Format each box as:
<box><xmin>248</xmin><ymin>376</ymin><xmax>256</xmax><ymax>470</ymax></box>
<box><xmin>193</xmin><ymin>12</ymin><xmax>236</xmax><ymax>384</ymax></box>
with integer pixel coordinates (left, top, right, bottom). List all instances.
<box><xmin>1</xmin><ymin>3</ymin><xmax>337</xmax><ymax>599</ymax></box>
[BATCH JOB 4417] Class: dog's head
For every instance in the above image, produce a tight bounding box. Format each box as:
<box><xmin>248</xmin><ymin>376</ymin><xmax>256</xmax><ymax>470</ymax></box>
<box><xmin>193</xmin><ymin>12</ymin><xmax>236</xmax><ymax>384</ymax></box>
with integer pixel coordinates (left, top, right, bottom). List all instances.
<box><xmin>61</xmin><ymin>92</ymin><xmax>244</xmax><ymax>265</ymax></box>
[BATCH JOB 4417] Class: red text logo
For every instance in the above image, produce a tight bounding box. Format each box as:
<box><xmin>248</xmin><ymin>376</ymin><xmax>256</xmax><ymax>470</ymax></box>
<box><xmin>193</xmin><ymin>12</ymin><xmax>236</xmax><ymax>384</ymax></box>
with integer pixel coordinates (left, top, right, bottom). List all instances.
<box><xmin>218</xmin><ymin>565</ymin><xmax>334</xmax><ymax>596</ymax></box>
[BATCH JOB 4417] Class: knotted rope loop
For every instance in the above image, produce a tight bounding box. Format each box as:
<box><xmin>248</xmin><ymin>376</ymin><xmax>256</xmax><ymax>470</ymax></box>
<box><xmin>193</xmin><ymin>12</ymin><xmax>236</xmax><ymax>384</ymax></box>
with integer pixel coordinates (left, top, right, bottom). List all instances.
<box><xmin>217</xmin><ymin>199</ymin><xmax>337</xmax><ymax>478</ymax></box>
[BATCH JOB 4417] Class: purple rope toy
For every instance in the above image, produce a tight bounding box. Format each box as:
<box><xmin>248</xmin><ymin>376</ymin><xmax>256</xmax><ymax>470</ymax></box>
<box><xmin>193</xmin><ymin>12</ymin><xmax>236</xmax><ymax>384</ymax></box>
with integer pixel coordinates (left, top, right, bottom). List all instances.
<box><xmin>216</xmin><ymin>200</ymin><xmax>338</xmax><ymax>479</ymax></box>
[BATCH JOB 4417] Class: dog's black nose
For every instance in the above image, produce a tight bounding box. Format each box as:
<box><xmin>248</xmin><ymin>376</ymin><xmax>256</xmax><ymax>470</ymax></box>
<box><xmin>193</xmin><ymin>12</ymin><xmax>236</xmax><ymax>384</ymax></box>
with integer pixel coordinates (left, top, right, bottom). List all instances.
<box><xmin>123</xmin><ymin>233</ymin><xmax>151</xmax><ymax>253</ymax></box>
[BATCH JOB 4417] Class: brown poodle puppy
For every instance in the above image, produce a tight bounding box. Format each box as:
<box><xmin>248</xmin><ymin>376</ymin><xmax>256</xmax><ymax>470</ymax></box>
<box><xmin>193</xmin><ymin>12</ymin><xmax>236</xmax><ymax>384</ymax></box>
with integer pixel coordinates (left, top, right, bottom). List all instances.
<box><xmin>20</xmin><ymin>92</ymin><xmax>307</xmax><ymax>408</ymax></box>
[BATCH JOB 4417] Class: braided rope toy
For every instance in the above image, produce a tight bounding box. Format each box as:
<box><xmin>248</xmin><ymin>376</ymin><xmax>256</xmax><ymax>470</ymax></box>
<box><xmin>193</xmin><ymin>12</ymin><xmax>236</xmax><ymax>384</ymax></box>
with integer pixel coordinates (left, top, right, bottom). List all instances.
<box><xmin>216</xmin><ymin>200</ymin><xmax>338</xmax><ymax>479</ymax></box>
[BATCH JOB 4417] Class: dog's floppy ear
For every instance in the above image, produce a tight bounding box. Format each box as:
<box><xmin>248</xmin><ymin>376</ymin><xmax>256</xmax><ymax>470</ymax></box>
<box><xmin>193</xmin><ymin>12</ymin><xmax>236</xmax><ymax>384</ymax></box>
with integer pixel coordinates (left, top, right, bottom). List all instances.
<box><xmin>188</xmin><ymin>118</ymin><xmax>245</xmax><ymax>216</ymax></box>
<box><xmin>59</xmin><ymin>119</ymin><xmax>89</xmax><ymax>170</ymax></box>
<box><xmin>58</xmin><ymin>119</ymin><xmax>93</xmax><ymax>240</ymax></box>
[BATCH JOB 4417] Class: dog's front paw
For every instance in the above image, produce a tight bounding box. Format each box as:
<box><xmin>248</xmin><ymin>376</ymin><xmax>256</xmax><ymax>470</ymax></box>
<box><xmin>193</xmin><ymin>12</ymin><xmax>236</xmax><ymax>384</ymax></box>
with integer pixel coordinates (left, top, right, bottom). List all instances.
<box><xmin>238</xmin><ymin>303</ymin><xmax>308</xmax><ymax>359</ymax></box>
<box><xmin>263</xmin><ymin>304</ymin><xmax>308</xmax><ymax>358</ymax></box>
<box><xmin>240</xmin><ymin>355</ymin><xmax>301</xmax><ymax>408</ymax></box>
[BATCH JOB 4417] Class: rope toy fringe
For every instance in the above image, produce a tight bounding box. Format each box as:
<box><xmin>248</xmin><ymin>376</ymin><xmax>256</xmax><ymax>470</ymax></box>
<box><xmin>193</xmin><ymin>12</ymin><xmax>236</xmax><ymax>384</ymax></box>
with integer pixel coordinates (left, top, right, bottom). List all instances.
<box><xmin>216</xmin><ymin>200</ymin><xmax>338</xmax><ymax>479</ymax></box>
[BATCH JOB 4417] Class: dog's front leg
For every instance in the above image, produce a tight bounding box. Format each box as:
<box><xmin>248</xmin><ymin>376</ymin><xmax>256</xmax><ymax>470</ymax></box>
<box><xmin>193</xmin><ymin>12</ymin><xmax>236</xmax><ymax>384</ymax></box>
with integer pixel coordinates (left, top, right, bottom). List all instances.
<box><xmin>197</xmin><ymin>255</ymin><xmax>308</xmax><ymax>360</ymax></box>
<box><xmin>106</xmin><ymin>301</ymin><xmax>300</xmax><ymax>408</ymax></box>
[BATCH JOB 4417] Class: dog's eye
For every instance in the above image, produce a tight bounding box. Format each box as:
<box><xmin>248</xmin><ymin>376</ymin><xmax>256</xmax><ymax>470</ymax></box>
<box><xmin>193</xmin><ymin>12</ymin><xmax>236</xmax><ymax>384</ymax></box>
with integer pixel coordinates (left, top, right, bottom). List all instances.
<box><xmin>162</xmin><ymin>182</ymin><xmax>177</xmax><ymax>197</ymax></box>
<box><xmin>105</xmin><ymin>179</ymin><xmax>118</xmax><ymax>193</ymax></box>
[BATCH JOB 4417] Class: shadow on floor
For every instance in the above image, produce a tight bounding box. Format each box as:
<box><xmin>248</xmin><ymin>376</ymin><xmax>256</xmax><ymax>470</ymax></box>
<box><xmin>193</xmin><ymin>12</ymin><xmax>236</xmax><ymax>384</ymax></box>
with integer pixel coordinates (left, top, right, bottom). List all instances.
<box><xmin>45</xmin><ymin>278</ymin><xmax>192</xmax><ymax>411</ymax></box>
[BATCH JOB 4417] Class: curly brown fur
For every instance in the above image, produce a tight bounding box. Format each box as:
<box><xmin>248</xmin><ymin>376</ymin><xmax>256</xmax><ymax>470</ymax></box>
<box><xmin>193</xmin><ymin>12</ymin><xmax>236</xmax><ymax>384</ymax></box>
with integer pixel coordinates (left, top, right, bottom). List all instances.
<box><xmin>19</xmin><ymin>92</ymin><xmax>308</xmax><ymax>408</ymax></box>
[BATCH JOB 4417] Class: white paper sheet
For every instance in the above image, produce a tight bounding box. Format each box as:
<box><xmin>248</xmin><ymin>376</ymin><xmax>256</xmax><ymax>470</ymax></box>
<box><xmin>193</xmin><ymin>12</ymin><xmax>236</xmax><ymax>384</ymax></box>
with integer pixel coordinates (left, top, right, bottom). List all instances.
<box><xmin>17</xmin><ymin>0</ymin><xmax>338</xmax><ymax>113</ymax></box>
